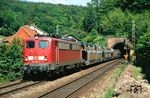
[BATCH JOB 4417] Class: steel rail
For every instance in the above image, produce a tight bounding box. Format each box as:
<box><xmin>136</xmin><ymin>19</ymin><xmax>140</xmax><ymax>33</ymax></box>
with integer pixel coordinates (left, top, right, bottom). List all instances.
<box><xmin>0</xmin><ymin>80</ymin><xmax>26</xmax><ymax>90</ymax></box>
<box><xmin>66</xmin><ymin>59</ymin><xmax>122</xmax><ymax>98</ymax></box>
<box><xmin>0</xmin><ymin>81</ymin><xmax>42</xmax><ymax>95</ymax></box>
<box><xmin>39</xmin><ymin>59</ymin><xmax>122</xmax><ymax>98</ymax></box>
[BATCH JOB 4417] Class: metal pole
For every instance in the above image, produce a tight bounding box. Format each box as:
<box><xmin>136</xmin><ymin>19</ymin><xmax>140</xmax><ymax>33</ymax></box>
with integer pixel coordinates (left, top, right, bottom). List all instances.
<box><xmin>56</xmin><ymin>25</ymin><xmax>59</xmax><ymax>35</ymax></box>
<box><xmin>132</xmin><ymin>20</ymin><xmax>136</xmax><ymax>64</ymax></box>
<box><xmin>132</xmin><ymin>20</ymin><xmax>135</xmax><ymax>49</ymax></box>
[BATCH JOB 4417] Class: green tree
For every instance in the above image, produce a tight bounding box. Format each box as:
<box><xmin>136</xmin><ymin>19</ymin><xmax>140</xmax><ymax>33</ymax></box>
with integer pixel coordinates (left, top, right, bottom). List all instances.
<box><xmin>100</xmin><ymin>8</ymin><xmax>130</xmax><ymax>37</ymax></box>
<box><xmin>136</xmin><ymin>32</ymin><xmax>150</xmax><ymax>79</ymax></box>
<box><xmin>0</xmin><ymin>0</ymin><xmax>85</xmax><ymax>37</ymax></box>
<box><xmin>136</xmin><ymin>32</ymin><xmax>150</xmax><ymax>66</ymax></box>
<box><xmin>115</xmin><ymin>0</ymin><xmax>150</xmax><ymax>12</ymax></box>
<box><xmin>83</xmin><ymin>3</ymin><xmax>97</xmax><ymax>33</ymax></box>
<box><xmin>0</xmin><ymin>39</ymin><xmax>23</xmax><ymax>81</ymax></box>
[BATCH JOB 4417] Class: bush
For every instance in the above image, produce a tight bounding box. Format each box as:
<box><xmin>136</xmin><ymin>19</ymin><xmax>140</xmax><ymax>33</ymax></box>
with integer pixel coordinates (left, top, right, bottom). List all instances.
<box><xmin>0</xmin><ymin>39</ymin><xmax>23</xmax><ymax>82</ymax></box>
<box><xmin>136</xmin><ymin>32</ymin><xmax>150</xmax><ymax>66</ymax></box>
<box><xmin>136</xmin><ymin>32</ymin><xmax>150</xmax><ymax>80</ymax></box>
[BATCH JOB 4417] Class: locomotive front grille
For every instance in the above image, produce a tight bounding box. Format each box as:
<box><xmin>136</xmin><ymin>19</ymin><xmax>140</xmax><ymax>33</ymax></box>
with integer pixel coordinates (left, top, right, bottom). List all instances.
<box><xmin>23</xmin><ymin>64</ymin><xmax>50</xmax><ymax>73</ymax></box>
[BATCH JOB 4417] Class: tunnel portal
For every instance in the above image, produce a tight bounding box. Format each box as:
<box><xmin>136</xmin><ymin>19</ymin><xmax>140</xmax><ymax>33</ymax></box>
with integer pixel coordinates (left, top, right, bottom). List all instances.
<box><xmin>112</xmin><ymin>42</ymin><xmax>126</xmax><ymax>57</ymax></box>
<box><xmin>107</xmin><ymin>37</ymin><xmax>133</xmax><ymax>58</ymax></box>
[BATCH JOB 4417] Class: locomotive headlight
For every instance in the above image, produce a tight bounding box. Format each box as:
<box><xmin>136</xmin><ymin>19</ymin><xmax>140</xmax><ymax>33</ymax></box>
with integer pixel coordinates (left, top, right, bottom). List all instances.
<box><xmin>44</xmin><ymin>56</ymin><xmax>47</xmax><ymax>61</ymax></box>
<box><xmin>25</xmin><ymin>56</ymin><xmax>28</xmax><ymax>61</ymax></box>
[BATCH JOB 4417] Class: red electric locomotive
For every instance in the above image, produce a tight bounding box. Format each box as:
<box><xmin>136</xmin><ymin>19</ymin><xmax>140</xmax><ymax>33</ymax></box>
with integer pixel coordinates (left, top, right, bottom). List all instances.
<box><xmin>22</xmin><ymin>36</ymin><xmax>121</xmax><ymax>79</ymax></box>
<box><xmin>22</xmin><ymin>36</ymin><xmax>82</xmax><ymax>79</ymax></box>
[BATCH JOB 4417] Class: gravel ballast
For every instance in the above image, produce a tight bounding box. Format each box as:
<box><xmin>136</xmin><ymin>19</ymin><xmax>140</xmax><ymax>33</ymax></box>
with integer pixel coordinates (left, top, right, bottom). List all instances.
<box><xmin>8</xmin><ymin>60</ymin><xmax>117</xmax><ymax>98</ymax></box>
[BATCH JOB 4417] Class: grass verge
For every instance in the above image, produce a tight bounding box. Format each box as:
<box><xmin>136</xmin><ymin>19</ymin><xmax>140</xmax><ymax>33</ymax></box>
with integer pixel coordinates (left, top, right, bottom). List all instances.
<box><xmin>132</xmin><ymin>66</ymin><xmax>144</xmax><ymax>80</ymax></box>
<box><xmin>101</xmin><ymin>63</ymin><xmax>127</xmax><ymax>98</ymax></box>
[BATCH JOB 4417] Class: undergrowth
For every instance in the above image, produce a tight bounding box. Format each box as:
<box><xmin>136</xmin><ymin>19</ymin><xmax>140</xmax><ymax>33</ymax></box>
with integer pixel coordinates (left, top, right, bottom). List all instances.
<box><xmin>132</xmin><ymin>66</ymin><xmax>143</xmax><ymax>80</ymax></box>
<box><xmin>101</xmin><ymin>63</ymin><xmax>127</xmax><ymax>98</ymax></box>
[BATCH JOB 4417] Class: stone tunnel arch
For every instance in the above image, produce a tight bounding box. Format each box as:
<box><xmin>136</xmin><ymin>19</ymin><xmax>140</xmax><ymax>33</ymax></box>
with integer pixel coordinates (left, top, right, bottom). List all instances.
<box><xmin>112</xmin><ymin>42</ymin><xmax>126</xmax><ymax>57</ymax></box>
<box><xmin>107</xmin><ymin>38</ymin><xmax>132</xmax><ymax>57</ymax></box>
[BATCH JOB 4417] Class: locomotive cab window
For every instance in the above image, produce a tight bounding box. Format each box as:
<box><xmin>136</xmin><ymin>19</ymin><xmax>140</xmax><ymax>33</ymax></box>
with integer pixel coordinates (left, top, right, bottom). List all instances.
<box><xmin>26</xmin><ymin>41</ymin><xmax>35</xmax><ymax>48</ymax></box>
<box><xmin>38</xmin><ymin>40</ymin><xmax>49</xmax><ymax>48</ymax></box>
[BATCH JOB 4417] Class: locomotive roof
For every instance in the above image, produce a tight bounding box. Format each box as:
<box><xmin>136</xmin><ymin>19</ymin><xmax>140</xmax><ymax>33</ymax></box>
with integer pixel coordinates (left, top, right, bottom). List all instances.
<box><xmin>25</xmin><ymin>37</ymin><xmax>80</xmax><ymax>45</ymax></box>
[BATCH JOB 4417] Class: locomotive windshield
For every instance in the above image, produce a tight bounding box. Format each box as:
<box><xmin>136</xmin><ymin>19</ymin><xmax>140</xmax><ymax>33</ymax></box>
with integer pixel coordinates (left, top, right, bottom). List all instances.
<box><xmin>26</xmin><ymin>41</ymin><xmax>35</xmax><ymax>48</ymax></box>
<box><xmin>38</xmin><ymin>40</ymin><xmax>48</xmax><ymax>48</ymax></box>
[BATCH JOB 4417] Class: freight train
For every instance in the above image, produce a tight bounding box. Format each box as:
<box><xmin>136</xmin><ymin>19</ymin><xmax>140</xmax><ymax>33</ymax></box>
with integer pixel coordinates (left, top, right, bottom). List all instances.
<box><xmin>21</xmin><ymin>36</ymin><xmax>121</xmax><ymax>79</ymax></box>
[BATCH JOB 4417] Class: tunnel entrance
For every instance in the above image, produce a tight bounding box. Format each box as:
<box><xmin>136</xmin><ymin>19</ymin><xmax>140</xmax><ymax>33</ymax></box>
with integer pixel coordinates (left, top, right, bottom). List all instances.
<box><xmin>112</xmin><ymin>42</ymin><xmax>126</xmax><ymax>57</ymax></box>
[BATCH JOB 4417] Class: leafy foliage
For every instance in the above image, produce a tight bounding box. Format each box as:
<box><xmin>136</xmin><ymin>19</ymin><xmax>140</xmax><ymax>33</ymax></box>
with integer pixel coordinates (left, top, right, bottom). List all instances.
<box><xmin>136</xmin><ymin>32</ymin><xmax>150</xmax><ymax>66</ymax></box>
<box><xmin>136</xmin><ymin>32</ymin><xmax>150</xmax><ymax>79</ymax></box>
<box><xmin>100</xmin><ymin>8</ymin><xmax>130</xmax><ymax>37</ymax></box>
<box><xmin>0</xmin><ymin>0</ymin><xmax>85</xmax><ymax>37</ymax></box>
<box><xmin>82</xmin><ymin>4</ymin><xmax>97</xmax><ymax>33</ymax></box>
<box><xmin>115</xmin><ymin>0</ymin><xmax>150</xmax><ymax>12</ymax></box>
<box><xmin>0</xmin><ymin>39</ymin><xmax>23</xmax><ymax>82</ymax></box>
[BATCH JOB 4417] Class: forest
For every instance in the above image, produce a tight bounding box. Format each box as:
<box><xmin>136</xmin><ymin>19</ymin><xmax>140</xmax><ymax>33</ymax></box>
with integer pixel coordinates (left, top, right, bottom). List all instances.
<box><xmin>0</xmin><ymin>0</ymin><xmax>150</xmax><ymax>82</ymax></box>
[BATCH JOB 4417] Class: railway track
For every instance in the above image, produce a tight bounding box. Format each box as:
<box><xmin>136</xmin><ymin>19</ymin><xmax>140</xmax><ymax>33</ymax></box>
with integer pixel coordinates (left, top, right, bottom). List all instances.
<box><xmin>0</xmin><ymin>80</ymin><xmax>43</xmax><ymax>96</ymax></box>
<box><xmin>39</xmin><ymin>59</ymin><xmax>123</xmax><ymax>98</ymax></box>
<box><xmin>0</xmin><ymin>80</ymin><xmax>25</xmax><ymax>89</ymax></box>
